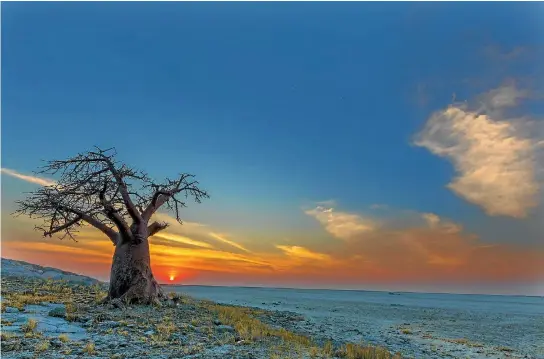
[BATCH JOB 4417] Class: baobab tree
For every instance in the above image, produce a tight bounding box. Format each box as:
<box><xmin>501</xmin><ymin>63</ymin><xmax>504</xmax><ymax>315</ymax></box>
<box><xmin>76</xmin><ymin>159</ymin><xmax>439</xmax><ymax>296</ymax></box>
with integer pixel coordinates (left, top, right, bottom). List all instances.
<box><xmin>14</xmin><ymin>147</ymin><xmax>209</xmax><ymax>305</ymax></box>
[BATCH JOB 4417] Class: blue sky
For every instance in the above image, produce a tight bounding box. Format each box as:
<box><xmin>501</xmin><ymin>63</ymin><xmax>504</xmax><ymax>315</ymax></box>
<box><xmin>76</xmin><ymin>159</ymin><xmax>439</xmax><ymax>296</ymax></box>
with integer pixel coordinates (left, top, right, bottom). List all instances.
<box><xmin>2</xmin><ymin>2</ymin><xmax>543</xmax><ymax>294</ymax></box>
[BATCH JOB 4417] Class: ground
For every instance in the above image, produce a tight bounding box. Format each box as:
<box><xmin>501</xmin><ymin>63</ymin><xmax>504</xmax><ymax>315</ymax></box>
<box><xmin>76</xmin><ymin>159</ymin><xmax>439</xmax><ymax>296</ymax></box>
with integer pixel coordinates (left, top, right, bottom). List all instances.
<box><xmin>0</xmin><ymin>259</ymin><xmax>400</xmax><ymax>359</ymax></box>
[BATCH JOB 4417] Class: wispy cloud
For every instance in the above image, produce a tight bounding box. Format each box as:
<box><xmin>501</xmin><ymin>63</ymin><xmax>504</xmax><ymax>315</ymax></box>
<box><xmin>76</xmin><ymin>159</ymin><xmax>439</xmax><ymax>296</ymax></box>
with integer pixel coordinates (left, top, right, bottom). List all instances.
<box><xmin>414</xmin><ymin>84</ymin><xmax>543</xmax><ymax>218</ymax></box>
<box><xmin>1</xmin><ymin>168</ymin><xmax>56</xmax><ymax>186</ymax></box>
<box><xmin>3</xmin><ymin>200</ymin><xmax>543</xmax><ymax>289</ymax></box>
<box><xmin>209</xmin><ymin>232</ymin><xmax>251</xmax><ymax>253</ymax></box>
<box><xmin>305</xmin><ymin>206</ymin><xmax>378</xmax><ymax>240</ymax></box>
<box><xmin>152</xmin><ymin>232</ymin><xmax>214</xmax><ymax>249</ymax></box>
<box><xmin>276</xmin><ymin>245</ymin><xmax>330</xmax><ymax>261</ymax></box>
<box><xmin>421</xmin><ymin>212</ymin><xmax>463</xmax><ymax>234</ymax></box>
<box><xmin>303</xmin><ymin>202</ymin><xmax>543</xmax><ymax>277</ymax></box>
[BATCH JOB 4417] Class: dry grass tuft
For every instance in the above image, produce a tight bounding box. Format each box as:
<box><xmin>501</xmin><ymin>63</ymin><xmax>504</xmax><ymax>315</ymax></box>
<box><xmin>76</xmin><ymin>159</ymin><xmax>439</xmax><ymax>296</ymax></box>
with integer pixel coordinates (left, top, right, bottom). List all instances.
<box><xmin>338</xmin><ymin>343</ymin><xmax>403</xmax><ymax>359</ymax></box>
<box><xmin>21</xmin><ymin>318</ymin><xmax>38</xmax><ymax>333</ymax></box>
<box><xmin>1</xmin><ymin>332</ymin><xmax>17</xmax><ymax>340</ymax></box>
<box><xmin>83</xmin><ymin>342</ymin><xmax>96</xmax><ymax>355</ymax></box>
<box><xmin>323</xmin><ymin>340</ymin><xmax>335</xmax><ymax>356</ymax></box>
<box><xmin>58</xmin><ymin>333</ymin><xmax>70</xmax><ymax>342</ymax></box>
<box><xmin>206</xmin><ymin>303</ymin><xmax>402</xmax><ymax>359</ymax></box>
<box><xmin>35</xmin><ymin>340</ymin><xmax>50</xmax><ymax>353</ymax></box>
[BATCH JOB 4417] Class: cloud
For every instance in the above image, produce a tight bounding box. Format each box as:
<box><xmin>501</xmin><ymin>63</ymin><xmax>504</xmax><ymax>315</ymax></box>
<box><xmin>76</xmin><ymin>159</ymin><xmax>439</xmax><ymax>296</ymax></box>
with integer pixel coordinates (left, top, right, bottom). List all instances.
<box><xmin>209</xmin><ymin>232</ymin><xmax>251</xmax><ymax>253</ymax></box>
<box><xmin>305</xmin><ymin>206</ymin><xmax>378</xmax><ymax>240</ymax></box>
<box><xmin>421</xmin><ymin>212</ymin><xmax>463</xmax><ymax>234</ymax></box>
<box><xmin>150</xmin><ymin>213</ymin><xmax>252</xmax><ymax>253</ymax></box>
<box><xmin>152</xmin><ymin>212</ymin><xmax>209</xmax><ymax>233</ymax></box>
<box><xmin>315</xmin><ymin>199</ymin><xmax>337</xmax><ymax>207</ymax></box>
<box><xmin>479</xmin><ymin>84</ymin><xmax>529</xmax><ymax>110</ymax></box>
<box><xmin>276</xmin><ymin>245</ymin><xmax>330</xmax><ymax>261</ymax></box>
<box><xmin>1</xmin><ymin>168</ymin><xmax>56</xmax><ymax>186</ymax></box>
<box><xmin>4</xmin><ymin>199</ymin><xmax>543</xmax><ymax>292</ymax></box>
<box><xmin>152</xmin><ymin>232</ymin><xmax>214</xmax><ymax>249</ymax></box>
<box><xmin>414</xmin><ymin>84</ymin><xmax>543</xmax><ymax>218</ymax></box>
<box><xmin>303</xmin><ymin>203</ymin><xmax>538</xmax><ymax>274</ymax></box>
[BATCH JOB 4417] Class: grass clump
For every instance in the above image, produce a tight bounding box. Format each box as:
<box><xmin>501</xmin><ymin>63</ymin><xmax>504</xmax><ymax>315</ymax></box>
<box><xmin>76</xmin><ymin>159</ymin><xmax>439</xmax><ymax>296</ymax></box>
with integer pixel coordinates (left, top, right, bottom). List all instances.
<box><xmin>35</xmin><ymin>340</ymin><xmax>50</xmax><ymax>353</ymax></box>
<box><xmin>21</xmin><ymin>318</ymin><xmax>38</xmax><ymax>333</ymax></box>
<box><xmin>153</xmin><ymin>320</ymin><xmax>177</xmax><ymax>341</ymax></box>
<box><xmin>338</xmin><ymin>343</ymin><xmax>402</xmax><ymax>359</ymax></box>
<box><xmin>1</xmin><ymin>332</ymin><xmax>17</xmax><ymax>340</ymax></box>
<box><xmin>64</xmin><ymin>302</ymin><xmax>79</xmax><ymax>321</ymax></box>
<box><xmin>83</xmin><ymin>342</ymin><xmax>96</xmax><ymax>355</ymax></box>
<box><xmin>323</xmin><ymin>340</ymin><xmax>335</xmax><ymax>356</ymax></box>
<box><xmin>207</xmin><ymin>303</ymin><xmax>311</xmax><ymax>345</ymax></box>
<box><xmin>58</xmin><ymin>334</ymin><xmax>70</xmax><ymax>343</ymax></box>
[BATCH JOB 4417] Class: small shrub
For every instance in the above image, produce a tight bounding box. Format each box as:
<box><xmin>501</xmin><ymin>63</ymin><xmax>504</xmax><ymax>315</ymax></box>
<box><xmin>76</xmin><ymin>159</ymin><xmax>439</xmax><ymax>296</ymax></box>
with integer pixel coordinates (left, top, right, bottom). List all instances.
<box><xmin>35</xmin><ymin>340</ymin><xmax>50</xmax><ymax>353</ymax></box>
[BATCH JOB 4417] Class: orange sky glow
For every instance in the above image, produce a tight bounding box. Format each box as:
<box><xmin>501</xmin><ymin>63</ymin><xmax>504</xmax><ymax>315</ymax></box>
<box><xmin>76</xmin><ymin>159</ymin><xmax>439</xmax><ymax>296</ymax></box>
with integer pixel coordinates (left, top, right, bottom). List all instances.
<box><xmin>2</xmin><ymin>208</ymin><xmax>543</xmax><ymax>295</ymax></box>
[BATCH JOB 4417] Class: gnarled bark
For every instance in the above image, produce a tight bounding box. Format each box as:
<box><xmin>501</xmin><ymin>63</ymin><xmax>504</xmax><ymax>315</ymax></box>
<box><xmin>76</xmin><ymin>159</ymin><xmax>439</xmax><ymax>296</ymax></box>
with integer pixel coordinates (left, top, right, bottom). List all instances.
<box><xmin>106</xmin><ymin>226</ymin><xmax>164</xmax><ymax>304</ymax></box>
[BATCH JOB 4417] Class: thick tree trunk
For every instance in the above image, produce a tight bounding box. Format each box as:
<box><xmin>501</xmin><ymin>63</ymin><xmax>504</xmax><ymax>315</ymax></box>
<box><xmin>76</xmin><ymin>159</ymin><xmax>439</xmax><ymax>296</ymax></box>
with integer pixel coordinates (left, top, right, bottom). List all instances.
<box><xmin>107</xmin><ymin>234</ymin><xmax>164</xmax><ymax>305</ymax></box>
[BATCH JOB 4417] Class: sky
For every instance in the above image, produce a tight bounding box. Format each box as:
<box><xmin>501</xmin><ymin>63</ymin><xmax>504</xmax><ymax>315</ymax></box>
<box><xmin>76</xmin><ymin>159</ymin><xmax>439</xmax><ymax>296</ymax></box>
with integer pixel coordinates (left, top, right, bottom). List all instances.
<box><xmin>1</xmin><ymin>2</ymin><xmax>544</xmax><ymax>295</ymax></box>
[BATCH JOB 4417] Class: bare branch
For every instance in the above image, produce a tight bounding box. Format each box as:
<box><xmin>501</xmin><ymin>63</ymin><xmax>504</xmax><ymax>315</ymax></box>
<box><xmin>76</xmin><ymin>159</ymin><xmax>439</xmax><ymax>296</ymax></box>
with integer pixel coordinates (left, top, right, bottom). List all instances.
<box><xmin>44</xmin><ymin>215</ymin><xmax>82</xmax><ymax>237</ymax></box>
<box><xmin>14</xmin><ymin>146</ymin><xmax>209</xmax><ymax>246</ymax></box>
<box><xmin>148</xmin><ymin>221</ymin><xmax>169</xmax><ymax>236</ymax></box>
<box><xmin>142</xmin><ymin>173</ymin><xmax>209</xmax><ymax>223</ymax></box>
<box><xmin>88</xmin><ymin>149</ymin><xmax>143</xmax><ymax>223</ymax></box>
<box><xmin>98</xmin><ymin>181</ymin><xmax>131</xmax><ymax>238</ymax></box>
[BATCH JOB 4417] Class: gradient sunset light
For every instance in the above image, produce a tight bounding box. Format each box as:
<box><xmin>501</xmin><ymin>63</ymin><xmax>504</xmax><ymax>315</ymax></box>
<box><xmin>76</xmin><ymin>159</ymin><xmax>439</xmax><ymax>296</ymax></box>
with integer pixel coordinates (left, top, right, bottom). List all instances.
<box><xmin>1</xmin><ymin>2</ymin><xmax>543</xmax><ymax>296</ymax></box>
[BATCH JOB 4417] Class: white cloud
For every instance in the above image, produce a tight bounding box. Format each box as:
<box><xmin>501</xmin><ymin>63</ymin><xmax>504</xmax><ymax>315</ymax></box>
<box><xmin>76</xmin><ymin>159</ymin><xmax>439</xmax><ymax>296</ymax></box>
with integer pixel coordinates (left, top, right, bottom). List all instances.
<box><xmin>421</xmin><ymin>212</ymin><xmax>462</xmax><ymax>234</ymax></box>
<box><xmin>414</xmin><ymin>85</ymin><xmax>542</xmax><ymax>218</ymax></box>
<box><xmin>479</xmin><ymin>84</ymin><xmax>528</xmax><ymax>110</ymax></box>
<box><xmin>1</xmin><ymin>168</ymin><xmax>56</xmax><ymax>187</ymax></box>
<box><xmin>305</xmin><ymin>206</ymin><xmax>377</xmax><ymax>240</ymax></box>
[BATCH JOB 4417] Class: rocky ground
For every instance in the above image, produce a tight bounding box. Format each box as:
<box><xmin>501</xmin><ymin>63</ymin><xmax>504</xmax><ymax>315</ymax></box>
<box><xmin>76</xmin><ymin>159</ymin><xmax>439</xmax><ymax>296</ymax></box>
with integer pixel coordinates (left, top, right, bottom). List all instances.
<box><xmin>0</xmin><ymin>259</ymin><xmax>401</xmax><ymax>359</ymax></box>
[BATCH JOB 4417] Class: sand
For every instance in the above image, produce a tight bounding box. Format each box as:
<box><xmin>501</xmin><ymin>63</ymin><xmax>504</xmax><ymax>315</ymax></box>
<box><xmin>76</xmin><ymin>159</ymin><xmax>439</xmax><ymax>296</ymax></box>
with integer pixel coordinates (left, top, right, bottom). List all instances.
<box><xmin>173</xmin><ymin>285</ymin><xmax>544</xmax><ymax>359</ymax></box>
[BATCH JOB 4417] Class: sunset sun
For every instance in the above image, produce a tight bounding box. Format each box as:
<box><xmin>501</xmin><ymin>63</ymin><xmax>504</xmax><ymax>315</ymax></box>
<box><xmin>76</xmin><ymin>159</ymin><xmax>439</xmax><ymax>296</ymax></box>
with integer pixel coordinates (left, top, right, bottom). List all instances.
<box><xmin>169</xmin><ymin>275</ymin><xmax>175</xmax><ymax>281</ymax></box>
